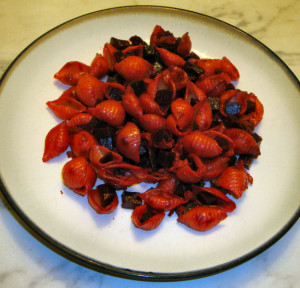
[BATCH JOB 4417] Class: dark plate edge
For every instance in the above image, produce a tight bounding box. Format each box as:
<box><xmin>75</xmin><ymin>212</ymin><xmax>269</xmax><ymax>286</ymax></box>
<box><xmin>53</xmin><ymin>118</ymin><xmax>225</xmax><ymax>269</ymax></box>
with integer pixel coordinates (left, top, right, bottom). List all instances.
<box><xmin>0</xmin><ymin>5</ymin><xmax>299</xmax><ymax>282</ymax></box>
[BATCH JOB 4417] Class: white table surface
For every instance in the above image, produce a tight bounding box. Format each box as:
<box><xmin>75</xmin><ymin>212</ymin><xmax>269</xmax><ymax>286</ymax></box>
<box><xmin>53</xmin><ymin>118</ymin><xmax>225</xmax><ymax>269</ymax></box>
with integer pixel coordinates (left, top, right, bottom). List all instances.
<box><xmin>1</xmin><ymin>1</ymin><xmax>299</xmax><ymax>287</ymax></box>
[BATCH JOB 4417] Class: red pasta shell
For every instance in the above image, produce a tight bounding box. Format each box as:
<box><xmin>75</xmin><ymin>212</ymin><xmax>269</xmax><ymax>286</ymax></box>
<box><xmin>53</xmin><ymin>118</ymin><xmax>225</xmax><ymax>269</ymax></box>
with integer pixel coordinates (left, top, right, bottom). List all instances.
<box><xmin>193</xmin><ymin>98</ymin><xmax>213</xmax><ymax>131</ymax></box>
<box><xmin>156</xmin><ymin>173</ymin><xmax>178</xmax><ymax>193</ymax></box>
<box><xmin>42</xmin><ymin>121</ymin><xmax>69</xmax><ymax>162</ymax></box>
<box><xmin>140</xmin><ymin>114</ymin><xmax>166</xmax><ymax>133</ymax></box>
<box><xmin>166</xmin><ymin>114</ymin><xmax>192</xmax><ymax>137</ymax></box>
<box><xmin>88</xmin><ymin>184</ymin><xmax>119</xmax><ymax>214</ymax></box>
<box><xmin>116</xmin><ymin>122</ymin><xmax>141</xmax><ymax>163</ymax></box>
<box><xmin>139</xmin><ymin>188</ymin><xmax>187</xmax><ymax>212</ymax></box>
<box><xmin>224</xmin><ymin>128</ymin><xmax>261</xmax><ymax>158</ymax></box>
<box><xmin>156</xmin><ymin>47</ymin><xmax>185</xmax><ymax>67</ymax></box>
<box><xmin>89</xmin><ymin>144</ymin><xmax>123</xmax><ymax>168</ymax></box>
<box><xmin>191</xmin><ymin>186</ymin><xmax>236</xmax><ymax>213</ymax></box>
<box><xmin>220</xmin><ymin>57</ymin><xmax>240</xmax><ymax>81</ymax></box>
<box><xmin>103</xmin><ymin>43</ymin><xmax>117</xmax><ymax>70</ymax></box>
<box><xmin>90</xmin><ymin>53</ymin><xmax>109</xmax><ymax>78</ymax></box>
<box><xmin>69</xmin><ymin>130</ymin><xmax>97</xmax><ymax>158</ymax></box>
<box><xmin>97</xmin><ymin>162</ymin><xmax>148</xmax><ymax>189</ymax></box>
<box><xmin>122</xmin><ymin>86</ymin><xmax>143</xmax><ymax>120</ymax></box>
<box><xmin>171</xmin><ymin>98</ymin><xmax>194</xmax><ymax>131</ymax></box>
<box><xmin>239</xmin><ymin>93</ymin><xmax>264</xmax><ymax>131</ymax></box>
<box><xmin>67</xmin><ymin>113</ymin><xmax>93</xmax><ymax>129</ymax></box>
<box><xmin>62</xmin><ymin>157</ymin><xmax>96</xmax><ymax>196</ymax></box>
<box><xmin>177</xmin><ymin>206</ymin><xmax>227</xmax><ymax>231</ymax></box>
<box><xmin>46</xmin><ymin>96</ymin><xmax>86</xmax><ymax>120</ymax></box>
<box><xmin>131</xmin><ymin>204</ymin><xmax>165</xmax><ymax>231</ymax></box>
<box><xmin>54</xmin><ymin>61</ymin><xmax>90</xmax><ymax>86</ymax></box>
<box><xmin>202</xmin><ymin>156</ymin><xmax>230</xmax><ymax>180</ymax></box>
<box><xmin>114</xmin><ymin>56</ymin><xmax>154</xmax><ymax>82</ymax></box>
<box><xmin>174</xmin><ymin>154</ymin><xmax>207</xmax><ymax>184</ymax></box>
<box><xmin>217</xmin><ymin>160</ymin><xmax>251</xmax><ymax>198</ymax></box>
<box><xmin>196</xmin><ymin>72</ymin><xmax>231</xmax><ymax>96</ymax></box>
<box><xmin>177</xmin><ymin>32</ymin><xmax>192</xmax><ymax>57</ymax></box>
<box><xmin>182</xmin><ymin>131</ymin><xmax>222</xmax><ymax>158</ymax></box>
<box><xmin>87</xmin><ymin>99</ymin><xmax>125</xmax><ymax>127</ymax></box>
<box><xmin>139</xmin><ymin>92</ymin><xmax>165</xmax><ymax>116</ymax></box>
<box><xmin>76</xmin><ymin>74</ymin><xmax>104</xmax><ymax>107</ymax></box>
<box><xmin>150</xmin><ymin>25</ymin><xmax>166</xmax><ymax>45</ymax></box>
<box><xmin>161</xmin><ymin>66</ymin><xmax>188</xmax><ymax>90</ymax></box>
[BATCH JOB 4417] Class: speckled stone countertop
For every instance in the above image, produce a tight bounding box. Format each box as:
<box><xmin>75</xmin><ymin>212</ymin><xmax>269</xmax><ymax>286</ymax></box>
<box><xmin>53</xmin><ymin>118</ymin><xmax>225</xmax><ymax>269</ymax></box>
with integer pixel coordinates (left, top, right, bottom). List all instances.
<box><xmin>0</xmin><ymin>1</ymin><xmax>299</xmax><ymax>287</ymax></box>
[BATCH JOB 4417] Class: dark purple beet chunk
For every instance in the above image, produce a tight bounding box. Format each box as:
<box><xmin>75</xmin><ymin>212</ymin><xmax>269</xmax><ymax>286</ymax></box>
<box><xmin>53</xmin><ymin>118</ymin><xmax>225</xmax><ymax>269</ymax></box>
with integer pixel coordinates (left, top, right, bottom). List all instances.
<box><xmin>96</xmin><ymin>184</ymin><xmax>116</xmax><ymax>207</ymax></box>
<box><xmin>121</xmin><ymin>191</ymin><xmax>143</xmax><ymax>209</ymax></box>
<box><xmin>183</xmin><ymin>61</ymin><xmax>204</xmax><ymax>80</ymax></box>
<box><xmin>239</xmin><ymin>154</ymin><xmax>255</xmax><ymax>170</ymax></box>
<box><xmin>109</xmin><ymin>87</ymin><xmax>124</xmax><ymax>101</ymax></box>
<box><xmin>152</xmin><ymin>129</ymin><xmax>173</xmax><ymax>144</ymax></box>
<box><xmin>196</xmin><ymin>191</ymin><xmax>224</xmax><ymax>206</ymax></box>
<box><xmin>129</xmin><ymin>35</ymin><xmax>147</xmax><ymax>46</ymax></box>
<box><xmin>225</xmin><ymin>83</ymin><xmax>235</xmax><ymax>91</ymax></box>
<box><xmin>155</xmin><ymin>89</ymin><xmax>173</xmax><ymax>106</ymax></box>
<box><xmin>110</xmin><ymin>37</ymin><xmax>130</xmax><ymax>50</ymax></box>
<box><xmin>114</xmin><ymin>50</ymin><xmax>125</xmax><ymax>63</ymax></box>
<box><xmin>139</xmin><ymin>206</ymin><xmax>156</xmax><ymax>223</ymax></box>
<box><xmin>245</xmin><ymin>100</ymin><xmax>256</xmax><ymax>114</ymax></box>
<box><xmin>131</xmin><ymin>80</ymin><xmax>147</xmax><ymax>97</ymax></box>
<box><xmin>156</xmin><ymin>150</ymin><xmax>175</xmax><ymax>169</ymax></box>
<box><xmin>252</xmin><ymin>133</ymin><xmax>262</xmax><ymax>145</ymax></box>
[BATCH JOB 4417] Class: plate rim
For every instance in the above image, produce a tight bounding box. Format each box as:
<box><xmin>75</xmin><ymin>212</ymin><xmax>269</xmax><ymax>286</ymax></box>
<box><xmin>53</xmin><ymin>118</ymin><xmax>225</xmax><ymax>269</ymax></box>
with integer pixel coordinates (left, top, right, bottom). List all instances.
<box><xmin>0</xmin><ymin>5</ymin><xmax>299</xmax><ymax>282</ymax></box>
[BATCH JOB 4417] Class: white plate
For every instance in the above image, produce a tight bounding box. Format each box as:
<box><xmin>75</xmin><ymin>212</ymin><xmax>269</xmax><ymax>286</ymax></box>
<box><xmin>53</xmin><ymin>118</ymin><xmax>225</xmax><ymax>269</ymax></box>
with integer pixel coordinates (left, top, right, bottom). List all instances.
<box><xmin>0</xmin><ymin>6</ymin><xmax>299</xmax><ymax>281</ymax></box>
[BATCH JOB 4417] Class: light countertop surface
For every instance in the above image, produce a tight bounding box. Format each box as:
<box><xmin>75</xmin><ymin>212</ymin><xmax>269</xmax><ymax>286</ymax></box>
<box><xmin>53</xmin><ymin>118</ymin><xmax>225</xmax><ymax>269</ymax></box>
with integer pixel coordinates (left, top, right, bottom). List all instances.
<box><xmin>0</xmin><ymin>1</ymin><xmax>299</xmax><ymax>287</ymax></box>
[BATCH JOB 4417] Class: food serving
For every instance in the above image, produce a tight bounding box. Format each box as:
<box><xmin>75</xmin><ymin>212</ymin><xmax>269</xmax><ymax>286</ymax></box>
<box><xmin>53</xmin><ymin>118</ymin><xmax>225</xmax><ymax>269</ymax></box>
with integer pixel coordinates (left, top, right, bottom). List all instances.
<box><xmin>42</xmin><ymin>25</ymin><xmax>264</xmax><ymax>232</ymax></box>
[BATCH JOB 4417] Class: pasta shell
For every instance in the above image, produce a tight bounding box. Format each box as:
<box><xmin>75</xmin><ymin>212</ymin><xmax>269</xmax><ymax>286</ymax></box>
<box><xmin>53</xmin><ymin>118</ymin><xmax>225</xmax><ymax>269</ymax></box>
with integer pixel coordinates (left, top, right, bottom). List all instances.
<box><xmin>191</xmin><ymin>186</ymin><xmax>236</xmax><ymax>213</ymax></box>
<box><xmin>177</xmin><ymin>206</ymin><xmax>227</xmax><ymax>231</ymax></box>
<box><xmin>90</xmin><ymin>53</ymin><xmax>108</xmax><ymax>78</ymax></box>
<box><xmin>171</xmin><ymin>98</ymin><xmax>194</xmax><ymax>131</ymax></box>
<box><xmin>139</xmin><ymin>188</ymin><xmax>187</xmax><ymax>212</ymax></box>
<box><xmin>42</xmin><ymin>121</ymin><xmax>69</xmax><ymax>162</ymax></box>
<box><xmin>131</xmin><ymin>204</ymin><xmax>165</xmax><ymax>231</ymax></box>
<box><xmin>76</xmin><ymin>74</ymin><xmax>104</xmax><ymax>107</ymax></box>
<box><xmin>196</xmin><ymin>72</ymin><xmax>231</xmax><ymax>97</ymax></box>
<box><xmin>89</xmin><ymin>144</ymin><xmax>123</xmax><ymax>168</ymax></box>
<box><xmin>139</xmin><ymin>114</ymin><xmax>166</xmax><ymax>133</ymax></box>
<box><xmin>88</xmin><ymin>184</ymin><xmax>119</xmax><ymax>214</ymax></box>
<box><xmin>54</xmin><ymin>61</ymin><xmax>90</xmax><ymax>86</ymax></box>
<box><xmin>87</xmin><ymin>99</ymin><xmax>125</xmax><ymax>127</ymax></box>
<box><xmin>46</xmin><ymin>96</ymin><xmax>86</xmax><ymax>120</ymax></box>
<box><xmin>217</xmin><ymin>160</ymin><xmax>251</xmax><ymax>198</ymax></box>
<box><xmin>177</xmin><ymin>32</ymin><xmax>191</xmax><ymax>57</ymax></box>
<box><xmin>114</xmin><ymin>56</ymin><xmax>154</xmax><ymax>82</ymax></box>
<box><xmin>156</xmin><ymin>47</ymin><xmax>185</xmax><ymax>67</ymax></box>
<box><xmin>67</xmin><ymin>113</ymin><xmax>93</xmax><ymax>129</ymax></box>
<box><xmin>224</xmin><ymin>128</ymin><xmax>261</xmax><ymax>158</ymax></box>
<box><xmin>122</xmin><ymin>86</ymin><xmax>143</xmax><ymax>120</ymax></box>
<box><xmin>62</xmin><ymin>157</ymin><xmax>96</xmax><ymax>196</ymax></box>
<box><xmin>182</xmin><ymin>131</ymin><xmax>222</xmax><ymax>158</ymax></box>
<box><xmin>116</xmin><ymin>122</ymin><xmax>141</xmax><ymax>163</ymax></box>
<box><xmin>69</xmin><ymin>130</ymin><xmax>97</xmax><ymax>158</ymax></box>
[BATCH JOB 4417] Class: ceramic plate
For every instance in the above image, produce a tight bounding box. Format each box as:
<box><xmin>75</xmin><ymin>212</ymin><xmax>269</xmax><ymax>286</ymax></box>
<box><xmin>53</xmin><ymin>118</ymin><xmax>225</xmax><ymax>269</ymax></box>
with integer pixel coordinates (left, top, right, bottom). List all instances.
<box><xmin>0</xmin><ymin>6</ymin><xmax>299</xmax><ymax>281</ymax></box>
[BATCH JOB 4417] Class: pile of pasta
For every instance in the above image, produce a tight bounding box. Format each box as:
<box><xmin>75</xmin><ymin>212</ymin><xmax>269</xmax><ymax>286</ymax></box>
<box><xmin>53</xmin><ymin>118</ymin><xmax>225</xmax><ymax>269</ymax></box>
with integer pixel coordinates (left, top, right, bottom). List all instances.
<box><xmin>43</xmin><ymin>25</ymin><xmax>263</xmax><ymax>232</ymax></box>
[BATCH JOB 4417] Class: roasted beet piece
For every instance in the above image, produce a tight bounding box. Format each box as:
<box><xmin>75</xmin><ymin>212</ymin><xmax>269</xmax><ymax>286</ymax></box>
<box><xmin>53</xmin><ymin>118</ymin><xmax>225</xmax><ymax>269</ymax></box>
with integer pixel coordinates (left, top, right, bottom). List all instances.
<box><xmin>183</xmin><ymin>61</ymin><xmax>204</xmax><ymax>81</ymax></box>
<box><xmin>131</xmin><ymin>80</ymin><xmax>147</xmax><ymax>97</ymax></box>
<box><xmin>121</xmin><ymin>191</ymin><xmax>143</xmax><ymax>209</ymax></box>
<box><xmin>110</xmin><ymin>37</ymin><xmax>130</xmax><ymax>50</ymax></box>
<box><xmin>155</xmin><ymin>89</ymin><xmax>173</xmax><ymax>106</ymax></box>
<box><xmin>129</xmin><ymin>35</ymin><xmax>147</xmax><ymax>46</ymax></box>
